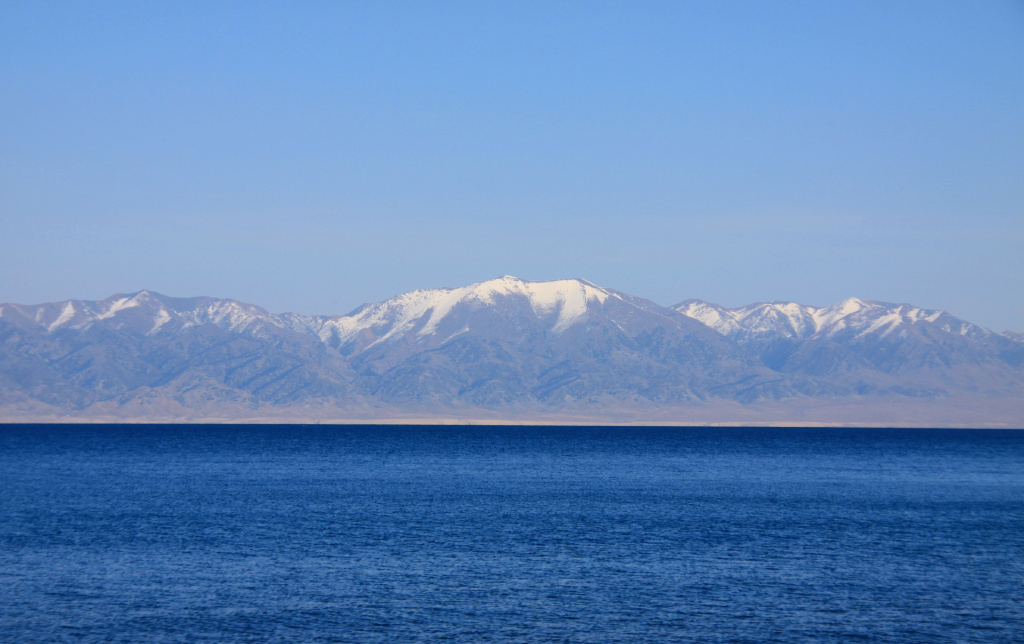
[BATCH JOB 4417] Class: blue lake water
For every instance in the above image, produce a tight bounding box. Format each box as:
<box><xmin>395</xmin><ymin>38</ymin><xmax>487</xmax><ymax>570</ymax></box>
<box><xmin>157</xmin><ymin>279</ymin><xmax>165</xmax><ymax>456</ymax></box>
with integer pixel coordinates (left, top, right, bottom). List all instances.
<box><xmin>1</xmin><ymin>425</ymin><xmax>1022</xmax><ymax>643</ymax></box>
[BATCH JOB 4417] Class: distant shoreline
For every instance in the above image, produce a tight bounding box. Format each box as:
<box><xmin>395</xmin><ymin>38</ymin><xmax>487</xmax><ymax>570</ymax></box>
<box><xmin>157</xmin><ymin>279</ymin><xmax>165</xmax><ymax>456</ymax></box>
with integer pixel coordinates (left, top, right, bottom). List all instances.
<box><xmin>2</xmin><ymin>416</ymin><xmax>1020</xmax><ymax>429</ymax></box>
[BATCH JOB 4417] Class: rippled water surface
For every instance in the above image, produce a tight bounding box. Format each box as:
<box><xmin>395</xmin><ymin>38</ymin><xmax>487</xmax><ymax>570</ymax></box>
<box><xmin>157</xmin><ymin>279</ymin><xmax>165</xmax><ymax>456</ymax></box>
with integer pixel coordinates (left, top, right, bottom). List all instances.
<box><xmin>1</xmin><ymin>425</ymin><xmax>1022</xmax><ymax>643</ymax></box>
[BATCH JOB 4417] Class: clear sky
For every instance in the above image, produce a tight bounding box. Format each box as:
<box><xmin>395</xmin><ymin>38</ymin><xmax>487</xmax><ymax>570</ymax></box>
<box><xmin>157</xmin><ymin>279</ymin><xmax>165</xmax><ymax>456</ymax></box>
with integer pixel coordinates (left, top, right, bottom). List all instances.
<box><xmin>2</xmin><ymin>1</ymin><xmax>1022</xmax><ymax>330</ymax></box>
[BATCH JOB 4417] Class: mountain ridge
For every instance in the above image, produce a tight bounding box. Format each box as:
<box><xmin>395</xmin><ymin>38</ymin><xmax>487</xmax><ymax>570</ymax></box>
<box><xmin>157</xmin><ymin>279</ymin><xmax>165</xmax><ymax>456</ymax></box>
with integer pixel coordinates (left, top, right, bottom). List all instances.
<box><xmin>1</xmin><ymin>277</ymin><xmax>1021</xmax><ymax>426</ymax></box>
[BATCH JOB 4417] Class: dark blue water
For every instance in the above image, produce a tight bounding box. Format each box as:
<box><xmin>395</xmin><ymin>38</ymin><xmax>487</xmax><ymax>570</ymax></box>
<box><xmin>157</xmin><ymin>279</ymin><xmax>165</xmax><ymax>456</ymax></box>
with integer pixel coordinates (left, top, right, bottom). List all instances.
<box><xmin>1</xmin><ymin>425</ymin><xmax>1022</xmax><ymax>643</ymax></box>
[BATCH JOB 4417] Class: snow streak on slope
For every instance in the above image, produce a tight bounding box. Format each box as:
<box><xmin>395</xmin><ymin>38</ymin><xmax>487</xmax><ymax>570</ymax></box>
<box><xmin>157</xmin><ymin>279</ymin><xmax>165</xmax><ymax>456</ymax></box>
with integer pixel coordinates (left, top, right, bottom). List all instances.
<box><xmin>96</xmin><ymin>295</ymin><xmax>142</xmax><ymax>320</ymax></box>
<box><xmin>319</xmin><ymin>276</ymin><xmax>618</xmax><ymax>348</ymax></box>
<box><xmin>47</xmin><ymin>302</ymin><xmax>78</xmax><ymax>332</ymax></box>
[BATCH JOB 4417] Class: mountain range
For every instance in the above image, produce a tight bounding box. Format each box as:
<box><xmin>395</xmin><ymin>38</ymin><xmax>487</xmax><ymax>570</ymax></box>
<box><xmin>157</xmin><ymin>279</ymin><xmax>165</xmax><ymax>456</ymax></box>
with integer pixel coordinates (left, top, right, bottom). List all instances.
<box><xmin>2</xmin><ymin>276</ymin><xmax>1021</xmax><ymax>426</ymax></box>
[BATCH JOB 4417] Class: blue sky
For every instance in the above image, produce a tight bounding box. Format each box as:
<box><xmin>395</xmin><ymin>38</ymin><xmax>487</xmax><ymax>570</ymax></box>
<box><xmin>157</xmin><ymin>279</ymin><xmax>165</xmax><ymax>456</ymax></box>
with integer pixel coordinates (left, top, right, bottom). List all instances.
<box><xmin>2</xmin><ymin>1</ymin><xmax>1022</xmax><ymax>330</ymax></box>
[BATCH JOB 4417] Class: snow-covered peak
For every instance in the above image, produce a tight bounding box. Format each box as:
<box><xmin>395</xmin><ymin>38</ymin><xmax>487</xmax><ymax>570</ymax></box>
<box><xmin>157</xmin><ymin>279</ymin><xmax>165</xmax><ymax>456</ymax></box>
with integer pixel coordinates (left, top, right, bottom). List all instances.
<box><xmin>674</xmin><ymin>300</ymin><xmax>743</xmax><ymax>336</ymax></box>
<box><xmin>675</xmin><ymin>297</ymin><xmax>986</xmax><ymax>342</ymax></box>
<box><xmin>674</xmin><ymin>300</ymin><xmax>818</xmax><ymax>338</ymax></box>
<box><xmin>469</xmin><ymin>276</ymin><xmax>611</xmax><ymax>330</ymax></box>
<box><xmin>184</xmin><ymin>299</ymin><xmax>282</xmax><ymax>333</ymax></box>
<box><xmin>737</xmin><ymin>302</ymin><xmax>818</xmax><ymax>338</ymax></box>
<box><xmin>320</xmin><ymin>276</ymin><xmax>620</xmax><ymax>348</ymax></box>
<box><xmin>0</xmin><ymin>290</ymin><xmax>285</xmax><ymax>337</ymax></box>
<box><xmin>810</xmin><ymin>297</ymin><xmax>871</xmax><ymax>334</ymax></box>
<box><xmin>810</xmin><ymin>299</ymin><xmax>953</xmax><ymax>339</ymax></box>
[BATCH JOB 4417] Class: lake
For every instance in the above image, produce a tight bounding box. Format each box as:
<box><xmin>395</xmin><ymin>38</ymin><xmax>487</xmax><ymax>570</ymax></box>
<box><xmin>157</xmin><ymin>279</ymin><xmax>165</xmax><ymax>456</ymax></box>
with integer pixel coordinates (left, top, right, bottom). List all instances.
<box><xmin>1</xmin><ymin>425</ymin><xmax>1022</xmax><ymax>643</ymax></box>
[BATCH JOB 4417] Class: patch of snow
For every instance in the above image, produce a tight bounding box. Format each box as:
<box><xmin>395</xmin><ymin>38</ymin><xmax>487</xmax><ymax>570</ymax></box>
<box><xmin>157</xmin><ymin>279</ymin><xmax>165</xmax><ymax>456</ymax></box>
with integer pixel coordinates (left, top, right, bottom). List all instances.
<box><xmin>855</xmin><ymin>312</ymin><xmax>902</xmax><ymax>339</ymax></box>
<box><xmin>440</xmin><ymin>327</ymin><xmax>470</xmax><ymax>345</ymax></box>
<box><xmin>758</xmin><ymin>302</ymin><xmax>817</xmax><ymax>336</ymax></box>
<box><xmin>191</xmin><ymin>301</ymin><xmax>280</xmax><ymax>333</ymax></box>
<box><xmin>675</xmin><ymin>301</ymin><xmax>740</xmax><ymax>336</ymax></box>
<box><xmin>98</xmin><ymin>296</ymin><xmax>140</xmax><ymax>320</ymax></box>
<box><xmin>733</xmin><ymin>303</ymin><xmax>816</xmax><ymax>337</ymax></box>
<box><xmin>812</xmin><ymin>298</ymin><xmax>868</xmax><ymax>334</ymax></box>
<box><xmin>47</xmin><ymin>302</ymin><xmax>77</xmax><ymax>332</ymax></box>
<box><xmin>148</xmin><ymin>308</ymin><xmax>172</xmax><ymax>335</ymax></box>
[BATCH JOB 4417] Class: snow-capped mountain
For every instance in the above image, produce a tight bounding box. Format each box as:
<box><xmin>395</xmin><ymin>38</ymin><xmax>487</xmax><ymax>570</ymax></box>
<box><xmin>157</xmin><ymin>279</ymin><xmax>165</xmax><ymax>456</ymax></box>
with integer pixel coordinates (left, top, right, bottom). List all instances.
<box><xmin>291</xmin><ymin>276</ymin><xmax>768</xmax><ymax>405</ymax></box>
<box><xmin>316</xmin><ymin>276</ymin><xmax>623</xmax><ymax>351</ymax></box>
<box><xmin>0</xmin><ymin>290</ymin><xmax>286</xmax><ymax>337</ymax></box>
<box><xmin>0</xmin><ymin>291</ymin><xmax>360</xmax><ymax>413</ymax></box>
<box><xmin>674</xmin><ymin>298</ymin><xmax>1024</xmax><ymax>382</ymax></box>
<box><xmin>1</xmin><ymin>278</ymin><xmax>1021</xmax><ymax>423</ymax></box>
<box><xmin>309</xmin><ymin>276</ymin><xmax>724</xmax><ymax>355</ymax></box>
<box><xmin>674</xmin><ymin>298</ymin><xmax>990</xmax><ymax>342</ymax></box>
